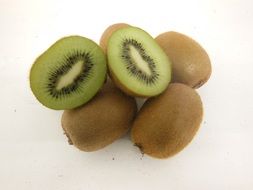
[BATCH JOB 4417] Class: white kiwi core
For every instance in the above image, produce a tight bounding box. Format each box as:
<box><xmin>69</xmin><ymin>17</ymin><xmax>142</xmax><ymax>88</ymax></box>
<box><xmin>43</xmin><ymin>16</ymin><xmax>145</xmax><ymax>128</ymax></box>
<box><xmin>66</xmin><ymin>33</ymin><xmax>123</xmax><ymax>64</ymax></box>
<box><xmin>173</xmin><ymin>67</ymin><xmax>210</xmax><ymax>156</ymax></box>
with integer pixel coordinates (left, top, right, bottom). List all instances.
<box><xmin>129</xmin><ymin>45</ymin><xmax>152</xmax><ymax>76</ymax></box>
<box><xmin>56</xmin><ymin>60</ymin><xmax>84</xmax><ymax>90</ymax></box>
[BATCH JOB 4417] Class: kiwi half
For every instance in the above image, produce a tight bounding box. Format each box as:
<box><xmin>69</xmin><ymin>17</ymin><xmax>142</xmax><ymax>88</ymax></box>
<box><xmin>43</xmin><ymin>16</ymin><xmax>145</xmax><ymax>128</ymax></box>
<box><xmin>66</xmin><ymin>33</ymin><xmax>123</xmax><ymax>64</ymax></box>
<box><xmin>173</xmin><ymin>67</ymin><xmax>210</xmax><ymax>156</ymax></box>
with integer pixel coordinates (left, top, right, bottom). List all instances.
<box><xmin>131</xmin><ymin>83</ymin><xmax>203</xmax><ymax>159</ymax></box>
<box><xmin>155</xmin><ymin>31</ymin><xmax>211</xmax><ymax>88</ymax></box>
<box><xmin>61</xmin><ymin>80</ymin><xmax>137</xmax><ymax>152</ymax></box>
<box><xmin>107</xmin><ymin>26</ymin><xmax>172</xmax><ymax>97</ymax></box>
<box><xmin>30</xmin><ymin>36</ymin><xmax>107</xmax><ymax>110</ymax></box>
<box><xmin>99</xmin><ymin>23</ymin><xmax>130</xmax><ymax>53</ymax></box>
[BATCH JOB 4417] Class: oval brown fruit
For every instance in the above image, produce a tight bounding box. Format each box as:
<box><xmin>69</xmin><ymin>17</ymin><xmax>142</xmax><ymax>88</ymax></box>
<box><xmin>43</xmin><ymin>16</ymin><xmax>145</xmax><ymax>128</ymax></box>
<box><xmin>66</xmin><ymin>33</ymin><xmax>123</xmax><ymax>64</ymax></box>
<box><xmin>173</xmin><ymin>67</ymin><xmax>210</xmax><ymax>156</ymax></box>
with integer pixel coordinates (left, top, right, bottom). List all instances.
<box><xmin>155</xmin><ymin>31</ymin><xmax>212</xmax><ymax>88</ymax></box>
<box><xmin>62</xmin><ymin>80</ymin><xmax>137</xmax><ymax>152</ymax></box>
<box><xmin>131</xmin><ymin>83</ymin><xmax>203</xmax><ymax>159</ymax></box>
<box><xmin>99</xmin><ymin>23</ymin><xmax>130</xmax><ymax>53</ymax></box>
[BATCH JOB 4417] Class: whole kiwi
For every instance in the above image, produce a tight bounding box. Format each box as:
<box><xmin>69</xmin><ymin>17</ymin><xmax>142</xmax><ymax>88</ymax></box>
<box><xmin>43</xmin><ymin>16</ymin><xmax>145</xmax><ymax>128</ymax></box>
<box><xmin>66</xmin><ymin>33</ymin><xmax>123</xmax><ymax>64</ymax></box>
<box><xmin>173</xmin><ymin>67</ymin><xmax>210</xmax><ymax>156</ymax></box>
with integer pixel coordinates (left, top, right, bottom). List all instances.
<box><xmin>61</xmin><ymin>80</ymin><xmax>137</xmax><ymax>152</ymax></box>
<box><xmin>99</xmin><ymin>23</ymin><xmax>130</xmax><ymax>52</ymax></box>
<box><xmin>131</xmin><ymin>83</ymin><xmax>203</xmax><ymax>159</ymax></box>
<box><xmin>155</xmin><ymin>31</ymin><xmax>211</xmax><ymax>88</ymax></box>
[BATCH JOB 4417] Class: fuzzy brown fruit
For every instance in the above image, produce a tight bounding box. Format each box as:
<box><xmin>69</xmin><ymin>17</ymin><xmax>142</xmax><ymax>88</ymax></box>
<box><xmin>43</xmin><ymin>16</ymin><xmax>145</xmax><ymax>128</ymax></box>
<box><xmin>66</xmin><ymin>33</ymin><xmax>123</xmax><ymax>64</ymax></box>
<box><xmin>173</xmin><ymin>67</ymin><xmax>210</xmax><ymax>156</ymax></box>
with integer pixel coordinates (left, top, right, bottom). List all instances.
<box><xmin>61</xmin><ymin>80</ymin><xmax>137</xmax><ymax>152</ymax></box>
<box><xmin>155</xmin><ymin>31</ymin><xmax>211</xmax><ymax>88</ymax></box>
<box><xmin>131</xmin><ymin>83</ymin><xmax>203</xmax><ymax>159</ymax></box>
<box><xmin>99</xmin><ymin>23</ymin><xmax>129</xmax><ymax>53</ymax></box>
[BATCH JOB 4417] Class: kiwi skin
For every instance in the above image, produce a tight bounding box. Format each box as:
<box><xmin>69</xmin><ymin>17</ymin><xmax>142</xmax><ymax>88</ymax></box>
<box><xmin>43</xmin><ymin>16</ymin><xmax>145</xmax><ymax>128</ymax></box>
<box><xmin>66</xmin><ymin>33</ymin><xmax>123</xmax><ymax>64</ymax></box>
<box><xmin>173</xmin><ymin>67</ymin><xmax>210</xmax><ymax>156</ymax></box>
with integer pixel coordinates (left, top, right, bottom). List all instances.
<box><xmin>131</xmin><ymin>83</ymin><xmax>203</xmax><ymax>159</ymax></box>
<box><xmin>61</xmin><ymin>80</ymin><xmax>137</xmax><ymax>152</ymax></box>
<box><xmin>155</xmin><ymin>31</ymin><xmax>211</xmax><ymax>88</ymax></box>
<box><xmin>109</xmin><ymin>69</ymin><xmax>148</xmax><ymax>98</ymax></box>
<box><xmin>99</xmin><ymin>23</ymin><xmax>130</xmax><ymax>53</ymax></box>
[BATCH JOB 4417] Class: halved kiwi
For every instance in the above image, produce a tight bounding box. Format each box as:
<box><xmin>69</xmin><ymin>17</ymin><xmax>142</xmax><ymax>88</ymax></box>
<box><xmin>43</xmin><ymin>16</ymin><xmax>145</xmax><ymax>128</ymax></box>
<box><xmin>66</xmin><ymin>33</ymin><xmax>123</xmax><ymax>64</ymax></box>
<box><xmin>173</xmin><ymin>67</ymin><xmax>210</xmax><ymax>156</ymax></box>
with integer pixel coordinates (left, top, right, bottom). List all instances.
<box><xmin>107</xmin><ymin>26</ymin><xmax>172</xmax><ymax>97</ymax></box>
<box><xmin>30</xmin><ymin>36</ymin><xmax>107</xmax><ymax>110</ymax></box>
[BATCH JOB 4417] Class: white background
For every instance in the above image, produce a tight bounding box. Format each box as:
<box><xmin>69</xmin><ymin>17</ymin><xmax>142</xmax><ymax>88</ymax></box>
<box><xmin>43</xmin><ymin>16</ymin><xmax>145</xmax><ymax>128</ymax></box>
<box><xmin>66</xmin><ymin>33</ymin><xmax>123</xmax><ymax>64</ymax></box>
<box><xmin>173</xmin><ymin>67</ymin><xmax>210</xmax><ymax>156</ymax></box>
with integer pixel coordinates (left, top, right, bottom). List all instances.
<box><xmin>0</xmin><ymin>0</ymin><xmax>253</xmax><ymax>189</ymax></box>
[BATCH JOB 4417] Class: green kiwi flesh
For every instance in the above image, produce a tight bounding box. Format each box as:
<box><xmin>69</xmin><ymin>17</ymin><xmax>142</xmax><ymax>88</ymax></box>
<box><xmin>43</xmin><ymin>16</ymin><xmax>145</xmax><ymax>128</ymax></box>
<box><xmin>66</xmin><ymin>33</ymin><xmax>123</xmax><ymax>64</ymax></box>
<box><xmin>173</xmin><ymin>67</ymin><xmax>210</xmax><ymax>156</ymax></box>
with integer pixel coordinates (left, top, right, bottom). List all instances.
<box><xmin>131</xmin><ymin>83</ymin><xmax>203</xmax><ymax>159</ymax></box>
<box><xmin>30</xmin><ymin>36</ymin><xmax>107</xmax><ymax>110</ymax></box>
<box><xmin>107</xmin><ymin>26</ymin><xmax>172</xmax><ymax>97</ymax></box>
<box><xmin>61</xmin><ymin>80</ymin><xmax>137</xmax><ymax>152</ymax></box>
<box><xmin>99</xmin><ymin>23</ymin><xmax>130</xmax><ymax>53</ymax></box>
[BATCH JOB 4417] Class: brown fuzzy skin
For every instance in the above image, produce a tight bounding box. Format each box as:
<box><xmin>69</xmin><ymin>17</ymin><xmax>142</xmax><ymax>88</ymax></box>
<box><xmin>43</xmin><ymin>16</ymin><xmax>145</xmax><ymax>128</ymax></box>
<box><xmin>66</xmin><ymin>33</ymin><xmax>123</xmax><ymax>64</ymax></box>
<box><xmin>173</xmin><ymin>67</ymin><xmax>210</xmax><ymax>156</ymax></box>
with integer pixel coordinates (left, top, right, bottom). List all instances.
<box><xmin>61</xmin><ymin>80</ymin><xmax>137</xmax><ymax>152</ymax></box>
<box><xmin>99</xmin><ymin>23</ymin><xmax>129</xmax><ymax>53</ymax></box>
<box><xmin>155</xmin><ymin>31</ymin><xmax>212</xmax><ymax>88</ymax></box>
<box><xmin>109</xmin><ymin>66</ymin><xmax>149</xmax><ymax>98</ymax></box>
<box><xmin>131</xmin><ymin>83</ymin><xmax>203</xmax><ymax>159</ymax></box>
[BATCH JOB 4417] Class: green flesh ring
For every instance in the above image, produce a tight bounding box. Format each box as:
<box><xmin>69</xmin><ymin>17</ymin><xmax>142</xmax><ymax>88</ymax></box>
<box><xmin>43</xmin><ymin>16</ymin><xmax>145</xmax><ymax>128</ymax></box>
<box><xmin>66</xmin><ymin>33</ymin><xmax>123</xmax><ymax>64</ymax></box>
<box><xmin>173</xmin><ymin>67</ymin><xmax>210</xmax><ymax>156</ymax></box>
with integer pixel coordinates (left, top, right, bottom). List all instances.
<box><xmin>107</xmin><ymin>27</ymin><xmax>172</xmax><ymax>97</ymax></box>
<box><xmin>30</xmin><ymin>36</ymin><xmax>107</xmax><ymax>110</ymax></box>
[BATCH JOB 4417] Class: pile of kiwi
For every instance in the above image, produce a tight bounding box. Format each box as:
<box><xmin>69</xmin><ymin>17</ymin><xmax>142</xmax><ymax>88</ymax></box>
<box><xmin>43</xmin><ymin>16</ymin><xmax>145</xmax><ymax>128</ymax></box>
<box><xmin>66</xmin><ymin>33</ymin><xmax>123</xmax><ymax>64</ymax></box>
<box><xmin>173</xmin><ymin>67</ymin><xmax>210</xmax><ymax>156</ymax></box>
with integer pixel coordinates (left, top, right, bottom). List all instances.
<box><xmin>29</xmin><ymin>23</ymin><xmax>211</xmax><ymax>159</ymax></box>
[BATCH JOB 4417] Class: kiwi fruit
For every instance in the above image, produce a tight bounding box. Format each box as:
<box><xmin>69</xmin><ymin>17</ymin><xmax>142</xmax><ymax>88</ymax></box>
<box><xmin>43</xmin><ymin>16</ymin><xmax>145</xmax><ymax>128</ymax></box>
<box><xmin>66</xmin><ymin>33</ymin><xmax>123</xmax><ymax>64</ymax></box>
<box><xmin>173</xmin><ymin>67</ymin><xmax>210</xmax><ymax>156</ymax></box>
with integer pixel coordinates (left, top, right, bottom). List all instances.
<box><xmin>131</xmin><ymin>83</ymin><xmax>203</xmax><ymax>159</ymax></box>
<box><xmin>30</xmin><ymin>36</ymin><xmax>107</xmax><ymax>110</ymax></box>
<box><xmin>107</xmin><ymin>26</ymin><xmax>172</xmax><ymax>97</ymax></box>
<box><xmin>99</xmin><ymin>23</ymin><xmax>130</xmax><ymax>52</ymax></box>
<box><xmin>61</xmin><ymin>80</ymin><xmax>137</xmax><ymax>152</ymax></box>
<box><xmin>155</xmin><ymin>31</ymin><xmax>211</xmax><ymax>88</ymax></box>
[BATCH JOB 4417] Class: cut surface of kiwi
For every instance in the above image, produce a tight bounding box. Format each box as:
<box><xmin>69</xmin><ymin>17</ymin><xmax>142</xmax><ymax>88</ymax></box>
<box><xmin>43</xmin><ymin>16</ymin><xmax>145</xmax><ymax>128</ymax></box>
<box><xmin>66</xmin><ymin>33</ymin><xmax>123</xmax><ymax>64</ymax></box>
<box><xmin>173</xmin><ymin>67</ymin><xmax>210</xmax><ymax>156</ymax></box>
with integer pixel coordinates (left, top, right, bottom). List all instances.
<box><xmin>131</xmin><ymin>83</ymin><xmax>203</xmax><ymax>159</ymax></box>
<box><xmin>99</xmin><ymin>23</ymin><xmax>130</xmax><ymax>53</ymax></box>
<box><xmin>107</xmin><ymin>26</ymin><xmax>172</xmax><ymax>97</ymax></box>
<box><xmin>30</xmin><ymin>36</ymin><xmax>107</xmax><ymax>110</ymax></box>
